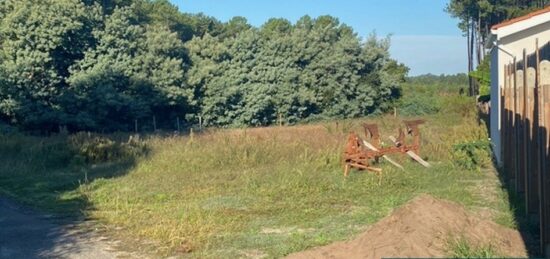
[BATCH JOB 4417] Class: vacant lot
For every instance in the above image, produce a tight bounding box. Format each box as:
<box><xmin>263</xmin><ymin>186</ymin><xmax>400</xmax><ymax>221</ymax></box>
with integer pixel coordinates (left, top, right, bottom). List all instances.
<box><xmin>0</xmin><ymin>84</ymin><xmax>518</xmax><ymax>257</ymax></box>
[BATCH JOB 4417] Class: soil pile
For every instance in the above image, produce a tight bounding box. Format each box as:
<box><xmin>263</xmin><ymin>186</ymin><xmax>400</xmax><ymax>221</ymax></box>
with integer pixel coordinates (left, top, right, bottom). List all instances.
<box><xmin>286</xmin><ymin>194</ymin><xmax>527</xmax><ymax>259</ymax></box>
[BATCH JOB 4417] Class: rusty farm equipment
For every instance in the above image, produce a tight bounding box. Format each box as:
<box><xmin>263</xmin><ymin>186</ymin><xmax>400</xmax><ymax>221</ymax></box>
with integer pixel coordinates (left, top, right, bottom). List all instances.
<box><xmin>342</xmin><ymin>120</ymin><xmax>430</xmax><ymax>176</ymax></box>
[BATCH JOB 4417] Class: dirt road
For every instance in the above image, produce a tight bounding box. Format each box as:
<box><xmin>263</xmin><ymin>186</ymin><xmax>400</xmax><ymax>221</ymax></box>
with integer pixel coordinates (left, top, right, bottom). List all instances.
<box><xmin>0</xmin><ymin>197</ymin><xmax>127</xmax><ymax>259</ymax></box>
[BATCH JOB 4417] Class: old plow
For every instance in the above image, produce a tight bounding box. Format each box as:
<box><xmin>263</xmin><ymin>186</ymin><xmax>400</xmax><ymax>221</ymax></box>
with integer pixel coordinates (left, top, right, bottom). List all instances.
<box><xmin>343</xmin><ymin>120</ymin><xmax>430</xmax><ymax>176</ymax></box>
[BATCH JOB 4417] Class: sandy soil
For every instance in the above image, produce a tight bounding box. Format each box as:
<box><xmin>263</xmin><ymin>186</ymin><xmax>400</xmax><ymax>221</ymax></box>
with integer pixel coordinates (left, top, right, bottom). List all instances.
<box><xmin>286</xmin><ymin>194</ymin><xmax>527</xmax><ymax>259</ymax></box>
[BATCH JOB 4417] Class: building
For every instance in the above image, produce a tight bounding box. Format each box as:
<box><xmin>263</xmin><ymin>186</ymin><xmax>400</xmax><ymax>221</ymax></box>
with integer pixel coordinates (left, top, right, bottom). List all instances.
<box><xmin>488</xmin><ymin>7</ymin><xmax>550</xmax><ymax>165</ymax></box>
<box><xmin>488</xmin><ymin>7</ymin><xmax>550</xmax><ymax>257</ymax></box>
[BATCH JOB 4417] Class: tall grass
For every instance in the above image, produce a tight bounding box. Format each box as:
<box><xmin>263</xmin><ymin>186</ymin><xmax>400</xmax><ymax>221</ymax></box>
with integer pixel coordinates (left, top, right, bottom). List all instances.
<box><xmin>0</xmin><ymin>87</ymin><xmax>517</xmax><ymax>257</ymax></box>
<box><xmin>448</xmin><ymin>237</ymin><xmax>500</xmax><ymax>258</ymax></box>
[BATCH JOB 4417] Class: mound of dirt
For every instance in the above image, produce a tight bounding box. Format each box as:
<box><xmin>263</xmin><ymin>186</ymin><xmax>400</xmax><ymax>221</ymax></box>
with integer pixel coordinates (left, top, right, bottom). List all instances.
<box><xmin>286</xmin><ymin>194</ymin><xmax>527</xmax><ymax>259</ymax></box>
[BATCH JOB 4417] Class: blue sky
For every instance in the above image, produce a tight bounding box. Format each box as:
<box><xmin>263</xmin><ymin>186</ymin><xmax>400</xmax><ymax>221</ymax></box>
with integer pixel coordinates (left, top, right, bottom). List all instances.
<box><xmin>171</xmin><ymin>0</ymin><xmax>467</xmax><ymax>76</ymax></box>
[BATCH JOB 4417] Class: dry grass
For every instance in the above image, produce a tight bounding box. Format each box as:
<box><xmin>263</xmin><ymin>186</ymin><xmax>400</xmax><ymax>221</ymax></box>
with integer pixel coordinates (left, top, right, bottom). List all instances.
<box><xmin>81</xmin><ymin>110</ymin><xmax>504</xmax><ymax>257</ymax></box>
<box><xmin>0</xmin><ymin>93</ymin><xmax>517</xmax><ymax>258</ymax></box>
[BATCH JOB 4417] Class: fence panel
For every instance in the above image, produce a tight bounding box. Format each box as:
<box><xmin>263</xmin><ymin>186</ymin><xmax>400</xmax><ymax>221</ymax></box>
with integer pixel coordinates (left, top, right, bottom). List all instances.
<box><xmin>527</xmin><ymin>66</ymin><xmax>539</xmax><ymax>214</ymax></box>
<box><xmin>517</xmin><ymin>68</ymin><xmax>527</xmax><ymax>193</ymax></box>
<box><xmin>541</xmin><ymin>60</ymin><xmax>550</xmax><ymax>255</ymax></box>
<box><xmin>500</xmin><ymin>42</ymin><xmax>550</xmax><ymax>256</ymax></box>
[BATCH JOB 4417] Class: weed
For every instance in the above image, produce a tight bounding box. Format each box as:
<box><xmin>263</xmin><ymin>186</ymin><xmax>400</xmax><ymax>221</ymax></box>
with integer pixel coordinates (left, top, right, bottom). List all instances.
<box><xmin>448</xmin><ymin>237</ymin><xmax>500</xmax><ymax>258</ymax></box>
<box><xmin>452</xmin><ymin>140</ymin><xmax>492</xmax><ymax>171</ymax></box>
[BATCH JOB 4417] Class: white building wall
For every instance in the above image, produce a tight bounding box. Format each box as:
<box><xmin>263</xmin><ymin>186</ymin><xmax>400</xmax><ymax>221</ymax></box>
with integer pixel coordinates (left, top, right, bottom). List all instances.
<box><xmin>490</xmin><ymin>47</ymin><xmax>501</xmax><ymax>164</ymax></box>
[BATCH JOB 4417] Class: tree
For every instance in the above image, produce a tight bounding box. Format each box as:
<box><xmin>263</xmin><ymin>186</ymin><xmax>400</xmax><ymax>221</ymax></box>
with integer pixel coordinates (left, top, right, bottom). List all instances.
<box><xmin>446</xmin><ymin>0</ymin><xmax>550</xmax><ymax>96</ymax></box>
<box><xmin>0</xmin><ymin>2</ymin><xmax>407</xmax><ymax>132</ymax></box>
<box><xmin>0</xmin><ymin>0</ymin><xmax>98</xmax><ymax>131</ymax></box>
<box><xmin>221</xmin><ymin>16</ymin><xmax>252</xmax><ymax>38</ymax></box>
<box><xmin>68</xmin><ymin>6</ymin><xmax>192</xmax><ymax>131</ymax></box>
<box><xmin>186</xmin><ymin>15</ymin><xmax>407</xmax><ymax>127</ymax></box>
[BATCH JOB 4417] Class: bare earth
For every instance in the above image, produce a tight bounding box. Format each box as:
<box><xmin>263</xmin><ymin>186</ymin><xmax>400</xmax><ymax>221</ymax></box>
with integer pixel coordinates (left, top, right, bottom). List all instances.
<box><xmin>0</xmin><ymin>197</ymin><xmax>137</xmax><ymax>259</ymax></box>
<box><xmin>286</xmin><ymin>194</ymin><xmax>528</xmax><ymax>259</ymax></box>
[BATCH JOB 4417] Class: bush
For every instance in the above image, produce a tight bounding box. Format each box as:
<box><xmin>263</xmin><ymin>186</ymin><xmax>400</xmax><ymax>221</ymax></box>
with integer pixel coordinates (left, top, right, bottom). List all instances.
<box><xmin>398</xmin><ymin>95</ymin><xmax>441</xmax><ymax>116</ymax></box>
<box><xmin>451</xmin><ymin>140</ymin><xmax>491</xmax><ymax>171</ymax></box>
<box><xmin>69</xmin><ymin>133</ymin><xmax>147</xmax><ymax>164</ymax></box>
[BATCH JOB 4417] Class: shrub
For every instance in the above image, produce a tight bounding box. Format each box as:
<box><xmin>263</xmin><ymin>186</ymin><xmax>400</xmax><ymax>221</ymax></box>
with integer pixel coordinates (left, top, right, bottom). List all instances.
<box><xmin>441</xmin><ymin>95</ymin><xmax>476</xmax><ymax>118</ymax></box>
<box><xmin>68</xmin><ymin>133</ymin><xmax>147</xmax><ymax>164</ymax></box>
<box><xmin>397</xmin><ymin>94</ymin><xmax>441</xmax><ymax>116</ymax></box>
<box><xmin>451</xmin><ymin>140</ymin><xmax>491</xmax><ymax>171</ymax></box>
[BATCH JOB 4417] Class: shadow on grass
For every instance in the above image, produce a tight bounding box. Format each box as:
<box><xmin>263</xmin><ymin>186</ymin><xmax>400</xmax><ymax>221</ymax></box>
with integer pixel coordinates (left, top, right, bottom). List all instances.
<box><xmin>494</xmin><ymin>164</ymin><xmax>542</xmax><ymax>257</ymax></box>
<box><xmin>0</xmin><ymin>132</ymin><xmax>148</xmax><ymax>258</ymax></box>
<box><xmin>470</xmin><ymin>100</ymin><xmax>546</xmax><ymax>257</ymax></box>
<box><xmin>477</xmin><ymin>101</ymin><xmax>544</xmax><ymax>256</ymax></box>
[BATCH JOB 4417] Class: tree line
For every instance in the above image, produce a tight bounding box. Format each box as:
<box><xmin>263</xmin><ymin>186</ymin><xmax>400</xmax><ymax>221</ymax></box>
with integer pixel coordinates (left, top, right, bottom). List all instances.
<box><xmin>446</xmin><ymin>0</ymin><xmax>550</xmax><ymax>96</ymax></box>
<box><xmin>0</xmin><ymin>0</ymin><xmax>407</xmax><ymax>132</ymax></box>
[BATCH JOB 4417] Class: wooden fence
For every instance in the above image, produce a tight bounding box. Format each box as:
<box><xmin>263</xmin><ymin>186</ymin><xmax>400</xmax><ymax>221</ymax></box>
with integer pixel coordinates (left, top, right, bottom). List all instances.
<box><xmin>501</xmin><ymin>39</ymin><xmax>550</xmax><ymax>255</ymax></box>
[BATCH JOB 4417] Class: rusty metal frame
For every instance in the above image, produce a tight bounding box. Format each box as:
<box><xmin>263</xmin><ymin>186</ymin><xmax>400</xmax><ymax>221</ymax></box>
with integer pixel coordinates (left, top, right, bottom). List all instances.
<box><xmin>343</xmin><ymin>120</ymin><xmax>427</xmax><ymax>176</ymax></box>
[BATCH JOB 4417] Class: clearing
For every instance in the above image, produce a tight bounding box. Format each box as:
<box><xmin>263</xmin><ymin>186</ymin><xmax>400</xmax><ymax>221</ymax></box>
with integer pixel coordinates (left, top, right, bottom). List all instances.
<box><xmin>0</xmin><ymin>81</ymin><xmax>530</xmax><ymax>258</ymax></box>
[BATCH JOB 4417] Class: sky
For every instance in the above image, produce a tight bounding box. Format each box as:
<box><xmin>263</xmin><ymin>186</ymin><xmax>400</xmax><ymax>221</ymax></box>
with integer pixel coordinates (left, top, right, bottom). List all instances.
<box><xmin>171</xmin><ymin>0</ymin><xmax>467</xmax><ymax>76</ymax></box>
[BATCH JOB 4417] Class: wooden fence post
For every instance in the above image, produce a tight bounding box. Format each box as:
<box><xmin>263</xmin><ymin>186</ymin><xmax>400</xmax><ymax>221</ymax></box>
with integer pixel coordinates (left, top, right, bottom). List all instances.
<box><xmin>506</xmin><ymin>65</ymin><xmax>508</xmax><ymax>174</ymax></box>
<box><xmin>527</xmin><ymin>64</ymin><xmax>538</xmax><ymax>214</ymax></box>
<box><xmin>503</xmin><ymin>41</ymin><xmax>550</xmax><ymax>256</ymax></box>
<box><xmin>513</xmin><ymin>59</ymin><xmax>519</xmax><ymax>191</ymax></box>
<box><xmin>540</xmin><ymin>58</ymin><xmax>550</xmax><ymax>257</ymax></box>
<box><xmin>536</xmin><ymin>38</ymin><xmax>546</xmax><ymax>255</ymax></box>
<box><xmin>506</xmin><ymin>63</ymin><xmax>512</xmax><ymax>177</ymax></box>
<box><xmin>199</xmin><ymin>116</ymin><xmax>202</xmax><ymax>131</ymax></box>
<box><xmin>517</xmin><ymin>60</ymin><xmax>526</xmax><ymax>194</ymax></box>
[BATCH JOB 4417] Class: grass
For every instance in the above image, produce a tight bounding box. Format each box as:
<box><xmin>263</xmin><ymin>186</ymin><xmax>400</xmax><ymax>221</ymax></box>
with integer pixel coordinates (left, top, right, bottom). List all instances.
<box><xmin>0</xmin><ymin>84</ymin><xmax>519</xmax><ymax>257</ymax></box>
<box><xmin>448</xmin><ymin>237</ymin><xmax>500</xmax><ymax>258</ymax></box>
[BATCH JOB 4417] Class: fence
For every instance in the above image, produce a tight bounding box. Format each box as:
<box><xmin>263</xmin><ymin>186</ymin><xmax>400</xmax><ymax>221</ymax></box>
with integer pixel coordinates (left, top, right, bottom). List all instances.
<box><xmin>500</xmin><ymin>39</ymin><xmax>550</xmax><ymax>255</ymax></box>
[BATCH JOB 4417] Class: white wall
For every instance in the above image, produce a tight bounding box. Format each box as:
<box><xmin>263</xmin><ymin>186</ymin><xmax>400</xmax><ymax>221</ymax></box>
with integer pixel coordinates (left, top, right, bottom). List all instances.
<box><xmin>490</xmin><ymin>47</ymin><xmax>501</xmax><ymax>164</ymax></box>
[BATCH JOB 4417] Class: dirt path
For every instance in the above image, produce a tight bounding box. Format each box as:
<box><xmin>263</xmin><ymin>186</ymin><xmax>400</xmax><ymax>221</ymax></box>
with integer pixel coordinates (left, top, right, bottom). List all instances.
<box><xmin>0</xmin><ymin>197</ymin><xmax>134</xmax><ymax>259</ymax></box>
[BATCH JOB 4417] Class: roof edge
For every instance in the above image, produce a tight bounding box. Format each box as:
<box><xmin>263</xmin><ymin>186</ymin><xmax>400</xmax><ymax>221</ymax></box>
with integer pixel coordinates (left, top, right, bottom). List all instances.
<box><xmin>492</xmin><ymin>6</ymin><xmax>550</xmax><ymax>30</ymax></box>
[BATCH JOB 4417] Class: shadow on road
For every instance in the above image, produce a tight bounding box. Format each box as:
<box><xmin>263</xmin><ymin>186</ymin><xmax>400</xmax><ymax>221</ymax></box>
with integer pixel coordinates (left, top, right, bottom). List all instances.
<box><xmin>0</xmin><ymin>133</ymin><xmax>148</xmax><ymax>258</ymax></box>
<box><xmin>0</xmin><ymin>197</ymin><xmax>120</xmax><ymax>258</ymax></box>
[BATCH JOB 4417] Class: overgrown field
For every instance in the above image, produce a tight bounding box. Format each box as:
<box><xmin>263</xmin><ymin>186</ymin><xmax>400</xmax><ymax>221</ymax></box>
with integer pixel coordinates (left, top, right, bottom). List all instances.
<box><xmin>0</xmin><ymin>79</ymin><xmax>518</xmax><ymax>258</ymax></box>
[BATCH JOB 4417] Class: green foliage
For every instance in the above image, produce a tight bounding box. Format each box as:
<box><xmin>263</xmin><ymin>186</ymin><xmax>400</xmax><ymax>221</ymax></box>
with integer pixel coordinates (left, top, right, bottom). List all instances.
<box><xmin>470</xmin><ymin>56</ymin><xmax>491</xmax><ymax>97</ymax></box>
<box><xmin>67</xmin><ymin>6</ymin><xmax>192</xmax><ymax>131</ymax></box>
<box><xmin>0</xmin><ymin>0</ymin><xmax>98</xmax><ymax>131</ymax></box>
<box><xmin>0</xmin><ymin>1</ymin><xmax>407</xmax><ymax>131</ymax></box>
<box><xmin>0</xmin><ymin>132</ymin><xmax>146</xmax><ymax>216</ymax></box>
<box><xmin>186</xmin><ymin>20</ymin><xmax>407</xmax><ymax>127</ymax></box>
<box><xmin>446</xmin><ymin>0</ymin><xmax>549</xmax><ymax>38</ymax></box>
<box><xmin>449</xmin><ymin>237</ymin><xmax>500</xmax><ymax>258</ymax></box>
<box><xmin>397</xmin><ymin>74</ymin><xmax>469</xmax><ymax>116</ymax></box>
<box><xmin>452</xmin><ymin>140</ymin><xmax>492</xmax><ymax>171</ymax></box>
<box><xmin>407</xmin><ymin>73</ymin><xmax>469</xmax><ymax>89</ymax></box>
<box><xmin>398</xmin><ymin>95</ymin><xmax>441</xmax><ymax>116</ymax></box>
<box><xmin>69</xmin><ymin>133</ymin><xmax>147</xmax><ymax>163</ymax></box>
